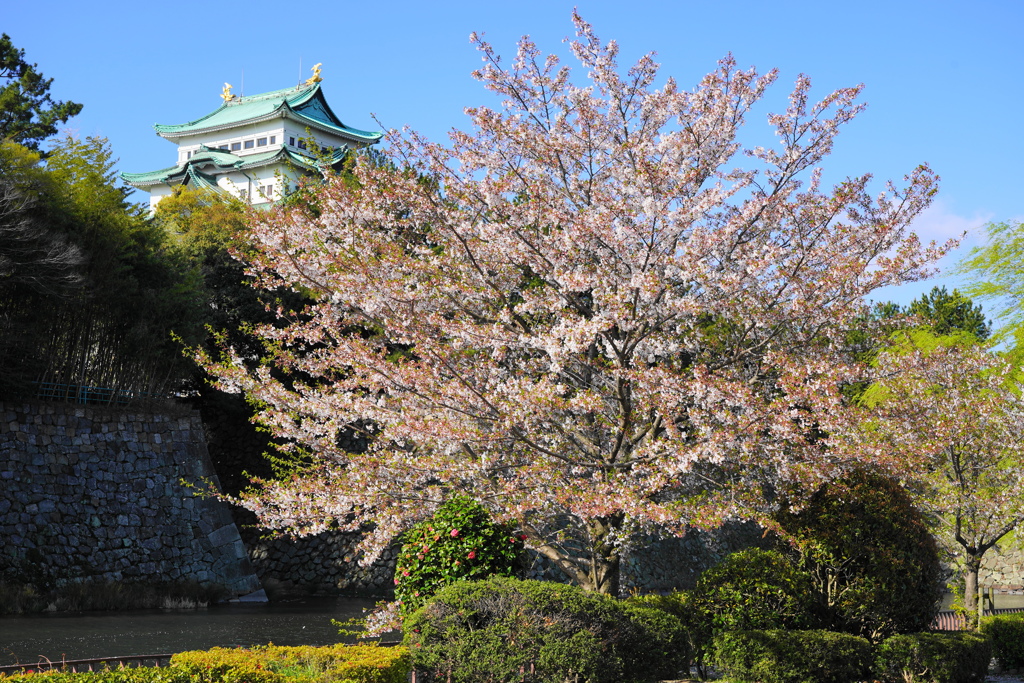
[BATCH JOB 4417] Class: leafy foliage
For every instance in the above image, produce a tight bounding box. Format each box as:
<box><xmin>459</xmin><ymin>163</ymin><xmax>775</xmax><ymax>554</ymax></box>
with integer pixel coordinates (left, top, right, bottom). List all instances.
<box><xmin>0</xmin><ymin>645</ymin><xmax>410</xmax><ymax>683</ymax></box>
<box><xmin>624</xmin><ymin>591</ymin><xmax>701</xmax><ymax>677</ymax></box>
<box><xmin>774</xmin><ymin>469</ymin><xmax>943</xmax><ymax>641</ymax></box>
<box><xmin>402</xmin><ymin>576</ymin><xmax>684</xmax><ymax>683</ymax></box>
<box><xmin>874</xmin><ymin>632</ymin><xmax>991</xmax><ymax>683</ymax></box>
<box><xmin>979</xmin><ymin>612</ymin><xmax>1024</xmax><ymax>670</ymax></box>
<box><xmin>171</xmin><ymin>645</ymin><xmax>411</xmax><ymax>683</ymax></box>
<box><xmin>854</xmin><ymin>337</ymin><xmax>1024</xmax><ymax>619</ymax></box>
<box><xmin>0</xmin><ymin>34</ymin><xmax>82</xmax><ymax>152</ymax></box>
<box><xmin>634</xmin><ymin>549</ymin><xmax>816</xmax><ymax>677</ymax></box>
<box><xmin>393</xmin><ymin>495</ymin><xmax>525</xmax><ymax>614</ymax></box>
<box><xmin>690</xmin><ymin>548</ymin><xmax>815</xmax><ymax>633</ymax></box>
<box><xmin>905</xmin><ymin>286</ymin><xmax>990</xmax><ymax>341</ymax></box>
<box><xmin>957</xmin><ymin>219</ymin><xmax>1024</xmax><ymax>348</ymax></box>
<box><xmin>711</xmin><ymin>629</ymin><xmax>873</xmax><ymax>683</ymax></box>
<box><xmin>0</xmin><ymin>137</ymin><xmax>206</xmax><ymax>402</ymax></box>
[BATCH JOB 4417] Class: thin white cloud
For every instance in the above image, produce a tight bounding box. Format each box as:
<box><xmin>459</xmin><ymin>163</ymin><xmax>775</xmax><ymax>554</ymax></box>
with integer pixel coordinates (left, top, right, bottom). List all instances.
<box><xmin>872</xmin><ymin>200</ymin><xmax>994</xmax><ymax>307</ymax></box>
<box><xmin>907</xmin><ymin>199</ymin><xmax>993</xmax><ymax>251</ymax></box>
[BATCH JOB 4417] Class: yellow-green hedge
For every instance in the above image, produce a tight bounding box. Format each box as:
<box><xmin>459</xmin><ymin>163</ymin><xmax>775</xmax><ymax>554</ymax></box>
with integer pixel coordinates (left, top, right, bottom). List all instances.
<box><xmin>0</xmin><ymin>644</ymin><xmax>410</xmax><ymax>683</ymax></box>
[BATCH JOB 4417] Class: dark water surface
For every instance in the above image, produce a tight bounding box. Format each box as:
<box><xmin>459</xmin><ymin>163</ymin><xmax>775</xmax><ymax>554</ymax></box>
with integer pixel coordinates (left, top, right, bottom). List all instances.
<box><xmin>940</xmin><ymin>592</ymin><xmax>1024</xmax><ymax>610</ymax></box>
<box><xmin>0</xmin><ymin>598</ymin><xmax>393</xmax><ymax>667</ymax></box>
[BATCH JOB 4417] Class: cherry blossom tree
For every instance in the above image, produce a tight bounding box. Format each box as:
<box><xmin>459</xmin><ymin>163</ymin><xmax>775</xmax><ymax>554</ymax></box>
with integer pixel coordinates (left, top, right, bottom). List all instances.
<box><xmin>855</xmin><ymin>335</ymin><xmax>1024</xmax><ymax>619</ymax></box>
<box><xmin>207</xmin><ymin>14</ymin><xmax>948</xmax><ymax>600</ymax></box>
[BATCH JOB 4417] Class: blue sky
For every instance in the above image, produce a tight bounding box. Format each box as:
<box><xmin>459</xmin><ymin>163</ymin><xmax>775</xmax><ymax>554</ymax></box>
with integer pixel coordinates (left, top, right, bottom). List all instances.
<box><xmin>6</xmin><ymin>0</ymin><xmax>1022</xmax><ymax>311</ymax></box>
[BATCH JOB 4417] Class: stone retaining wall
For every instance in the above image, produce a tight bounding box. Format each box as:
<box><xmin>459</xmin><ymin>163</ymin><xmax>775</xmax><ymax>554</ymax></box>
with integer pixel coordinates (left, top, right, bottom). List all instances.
<box><xmin>240</xmin><ymin>528</ymin><xmax>398</xmax><ymax>597</ymax></box>
<box><xmin>0</xmin><ymin>401</ymin><xmax>261</xmax><ymax>596</ymax></box>
<box><xmin>982</xmin><ymin>546</ymin><xmax>1024</xmax><ymax>589</ymax></box>
<box><xmin>9</xmin><ymin>395</ymin><xmax>1021</xmax><ymax>599</ymax></box>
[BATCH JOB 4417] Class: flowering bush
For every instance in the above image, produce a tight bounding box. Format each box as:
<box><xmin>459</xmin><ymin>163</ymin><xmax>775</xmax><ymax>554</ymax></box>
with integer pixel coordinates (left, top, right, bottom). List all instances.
<box><xmin>0</xmin><ymin>645</ymin><xmax>411</xmax><ymax>683</ymax></box>
<box><xmin>394</xmin><ymin>496</ymin><xmax>525</xmax><ymax>613</ymax></box>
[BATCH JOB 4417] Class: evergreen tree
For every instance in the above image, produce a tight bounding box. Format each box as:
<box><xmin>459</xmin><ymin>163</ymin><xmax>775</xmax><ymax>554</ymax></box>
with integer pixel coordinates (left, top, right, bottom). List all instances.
<box><xmin>0</xmin><ymin>34</ymin><xmax>82</xmax><ymax>152</ymax></box>
<box><xmin>906</xmin><ymin>286</ymin><xmax>990</xmax><ymax>341</ymax></box>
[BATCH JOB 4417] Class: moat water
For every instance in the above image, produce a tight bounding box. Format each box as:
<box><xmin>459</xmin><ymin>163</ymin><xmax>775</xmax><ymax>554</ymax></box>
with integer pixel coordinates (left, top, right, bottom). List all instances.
<box><xmin>0</xmin><ymin>598</ymin><xmax>396</xmax><ymax>667</ymax></box>
<box><xmin>4</xmin><ymin>593</ymin><xmax>1023</xmax><ymax>667</ymax></box>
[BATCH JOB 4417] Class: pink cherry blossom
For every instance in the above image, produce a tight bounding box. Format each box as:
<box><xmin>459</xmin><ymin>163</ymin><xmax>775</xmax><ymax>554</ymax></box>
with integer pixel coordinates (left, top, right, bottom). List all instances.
<box><xmin>204</xmin><ymin>12</ymin><xmax>949</xmax><ymax>606</ymax></box>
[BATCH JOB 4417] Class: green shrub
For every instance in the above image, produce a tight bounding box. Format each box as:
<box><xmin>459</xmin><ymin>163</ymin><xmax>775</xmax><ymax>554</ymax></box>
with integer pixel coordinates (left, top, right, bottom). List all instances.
<box><xmin>980</xmin><ymin>612</ymin><xmax>1024</xmax><ymax>670</ymax></box>
<box><xmin>874</xmin><ymin>632</ymin><xmax>991</xmax><ymax>683</ymax></box>
<box><xmin>692</xmin><ymin>548</ymin><xmax>815</xmax><ymax>632</ymax></box>
<box><xmin>649</xmin><ymin>548</ymin><xmax>814</xmax><ymax>675</ymax></box>
<box><xmin>170</xmin><ymin>647</ymin><xmax>285</xmax><ymax>683</ymax></box>
<box><xmin>0</xmin><ymin>647</ymin><xmax>411</xmax><ymax>683</ymax></box>
<box><xmin>0</xmin><ymin>671</ymin><xmax>189</xmax><ymax>683</ymax></box>
<box><xmin>711</xmin><ymin>629</ymin><xmax>873</xmax><ymax>683</ymax></box>
<box><xmin>775</xmin><ymin>468</ymin><xmax>943</xmax><ymax>641</ymax></box>
<box><xmin>403</xmin><ymin>576</ymin><xmax>683</xmax><ymax>683</ymax></box>
<box><xmin>171</xmin><ymin>645</ymin><xmax>410</xmax><ymax>683</ymax></box>
<box><xmin>625</xmin><ymin>591</ymin><xmax>702</xmax><ymax>677</ymax></box>
<box><xmin>394</xmin><ymin>496</ymin><xmax>525</xmax><ymax>614</ymax></box>
<box><xmin>619</xmin><ymin>603</ymin><xmax>690</xmax><ymax>681</ymax></box>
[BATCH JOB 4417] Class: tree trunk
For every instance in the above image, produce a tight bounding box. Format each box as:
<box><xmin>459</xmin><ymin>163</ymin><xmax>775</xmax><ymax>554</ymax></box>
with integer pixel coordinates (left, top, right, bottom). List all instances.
<box><xmin>964</xmin><ymin>555</ymin><xmax>981</xmax><ymax>628</ymax></box>
<box><xmin>585</xmin><ymin>514</ymin><xmax>624</xmax><ymax>597</ymax></box>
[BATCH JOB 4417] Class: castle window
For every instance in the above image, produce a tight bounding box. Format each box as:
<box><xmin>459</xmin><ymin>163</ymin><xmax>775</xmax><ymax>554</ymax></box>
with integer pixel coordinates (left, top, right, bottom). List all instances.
<box><xmin>289</xmin><ymin>136</ymin><xmax>296</xmax><ymax>146</ymax></box>
<box><xmin>260</xmin><ymin>184</ymin><xmax>273</xmax><ymax>199</ymax></box>
<box><xmin>257</xmin><ymin>137</ymin><xmax>267</xmax><ymax>147</ymax></box>
<box><xmin>219</xmin><ymin>145</ymin><xmax>228</xmax><ymax>150</ymax></box>
<box><xmin>231</xmin><ymin>142</ymin><xmax>241</xmax><ymax>151</ymax></box>
<box><xmin>270</xmin><ymin>136</ymin><xmax>277</xmax><ymax>144</ymax></box>
<box><xmin>244</xmin><ymin>139</ymin><xmax>255</xmax><ymax>149</ymax></box>
<box><xmin>297</xmin><ymin>140</ymin><xmax>307</xmax><ymax>150</ymax></box>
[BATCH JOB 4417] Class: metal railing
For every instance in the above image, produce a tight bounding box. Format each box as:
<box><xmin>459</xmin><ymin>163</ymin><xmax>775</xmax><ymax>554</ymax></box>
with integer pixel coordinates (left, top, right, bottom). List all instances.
<box><xmin>33</xmin><ymin>380</ymin><xmax>167</xmax><ymax>406</ymax></box>
<box><xmin>932</xmin><ymin>606</ymin><xmax>1024</xmax><ymax>631</ymax></box>
<box><xmin>0</xmin><ymin>654</ymin><xmax>174</xmax><ymax>675</ymax></box>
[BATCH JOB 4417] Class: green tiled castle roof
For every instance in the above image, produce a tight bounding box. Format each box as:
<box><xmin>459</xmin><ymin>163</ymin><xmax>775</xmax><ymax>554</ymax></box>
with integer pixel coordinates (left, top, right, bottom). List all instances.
<box><xmin>121</xmin><ymin>144</ymin><xmax>344</xmax><ymax>189</ymax></box>
<box><xmin>152</xmin><ymin>82</ymin><xmax>381</xmax><ymax>144</ymax></box>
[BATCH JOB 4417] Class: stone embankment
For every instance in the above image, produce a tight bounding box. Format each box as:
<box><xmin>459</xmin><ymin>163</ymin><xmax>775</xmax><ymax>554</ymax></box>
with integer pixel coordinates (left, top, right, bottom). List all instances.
<box><xmin>6</xmin><ymin>394</ymin><xmax>1023</xmax><ymax>600</ymax></box>
<box><xmin>982</xmin><ymin>547</ymin><xmax>1024</xmax><ymax>591</ymax></box>
<box><xmin>0</xmin><ymin>401</ymin><xmax>260</xmax><ymax>596</ymax></box>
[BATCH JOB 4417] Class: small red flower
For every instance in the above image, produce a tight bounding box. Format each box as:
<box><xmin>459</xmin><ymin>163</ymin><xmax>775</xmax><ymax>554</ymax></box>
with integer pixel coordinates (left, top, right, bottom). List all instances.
<box><xmin>519</xmin><ymin>534</ymin><xmax>528</xmax><ymax>541</ymax></box>
<box><xmin>467</xmin><ymin>550</ymin><xmax>477</xmax><ymax>559</ymax></box>
<box><xmin>450</xmin><ymin>529</ymin><xmax>460</xmax><ymax>537</ymax></box>
<box><xmin>403</xmin><ymin>570</ymin><xmax>410</xmax><ymax>576</ymax></box>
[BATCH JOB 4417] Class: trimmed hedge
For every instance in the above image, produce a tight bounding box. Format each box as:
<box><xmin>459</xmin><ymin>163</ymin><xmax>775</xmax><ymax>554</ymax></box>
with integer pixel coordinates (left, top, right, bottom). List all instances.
<box><xmin>0</xmin><ymin>645</ymin><xmax>411</xmax><ymax>683</ymax></box>
<box><xmin>980</xmin><ymin>612</ymin><xmax>1024</xmax><ymax>670</ymax></box>
<box><xmin>874</xmin><ymin>632</ymin><xmax>990</xmax><ymax>683</ymax></box>
<box><xmin>691</xmin><ymin>548</ymin><xmax>815</xmax><ymax>633</ymax></box>
<box><xmin>711</xmin><ymin>629</ymin><xmax>873</xmax><ymax>683</ymax></box>
<box><xmin>624</xmin><ymin>591</ymin><xmax>699</xmax><ymax>677</ymax></box>
<box><xmin>774</xmin><ymin>469</ymin><xmax>943</xmax><ymax>642</ymax></box>
<box><xmin>0</xmin><ymin>672</ymin><xmax>181</xmax><ymax>683</ymax></box>
<box><xmin>403</xmin><ymin>576</ymin><xmax>686</xmax><ymax>683</ymax></box>
<box><xmin>628</xmin><ymin>550</ymin><xmax>815</xmax><ymax>677</ymax></box>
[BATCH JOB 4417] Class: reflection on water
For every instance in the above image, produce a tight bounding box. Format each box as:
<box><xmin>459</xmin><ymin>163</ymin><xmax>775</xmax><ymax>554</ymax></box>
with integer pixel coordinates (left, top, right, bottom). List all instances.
<box><xmin>939</xmin><ymin>591</ymin><xmax>1024</xmax><ymax>611</ymax></box>
<box><xmin>6</xmin><ymin>593</ymin><xmax>1023</xmax><ymax>667</ymax></box>
<box><xmin>0</xmin><ymin>598</ymin><xmax>395</xmax><ymax>666</ymax></box>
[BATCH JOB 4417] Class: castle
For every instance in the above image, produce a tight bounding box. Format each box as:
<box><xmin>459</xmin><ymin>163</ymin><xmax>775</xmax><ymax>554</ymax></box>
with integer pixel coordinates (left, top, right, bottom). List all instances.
<box><xmin>122</xmin><ymin>67</ymin><xmax>381</xmax><ymax>211</ymax></box>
